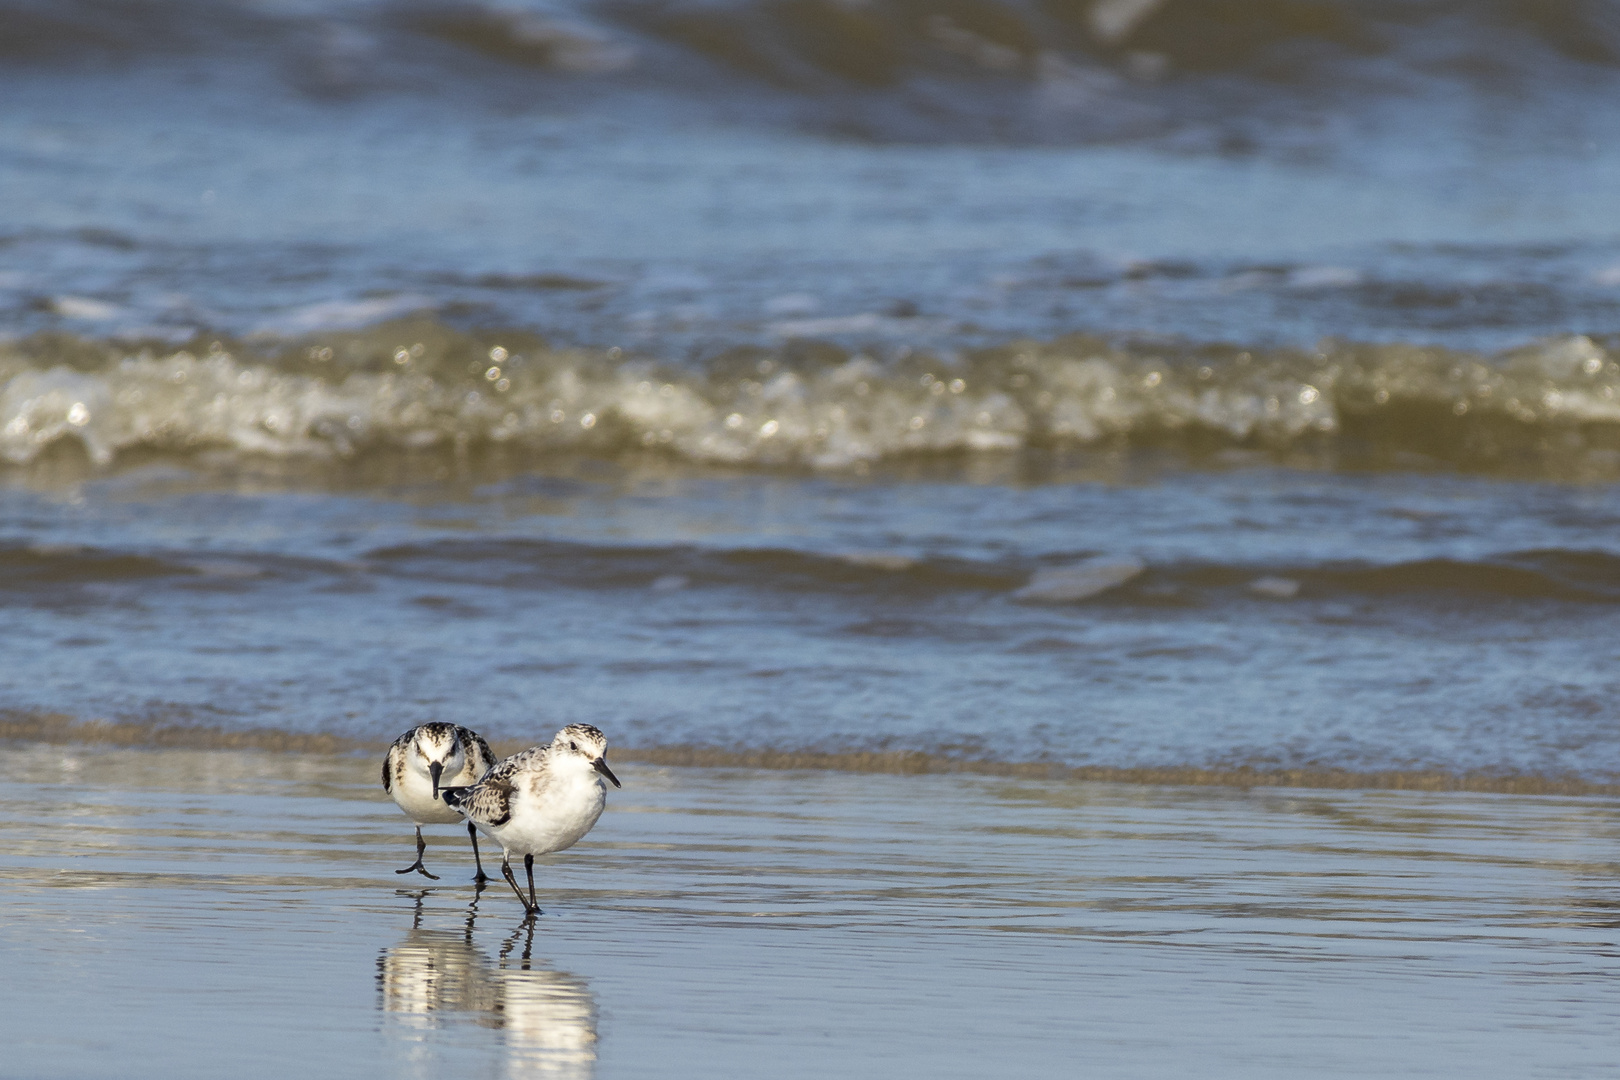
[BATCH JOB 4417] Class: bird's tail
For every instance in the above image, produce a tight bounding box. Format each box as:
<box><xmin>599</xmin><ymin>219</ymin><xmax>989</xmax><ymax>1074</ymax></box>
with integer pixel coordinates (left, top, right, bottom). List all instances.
<box><xmin>439</xmin><ymin>786</ymin><xmax>470</xmax><ymax>810</ymax></box>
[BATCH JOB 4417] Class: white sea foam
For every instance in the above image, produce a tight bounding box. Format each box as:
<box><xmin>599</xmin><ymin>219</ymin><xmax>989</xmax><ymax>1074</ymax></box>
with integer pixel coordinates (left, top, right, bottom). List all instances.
<box><xmin>1248</xmin><ymin>576</ymin><xmax>1301</xmax><ymax>599</ymax></box>
<box><xmin>50</xmin><ymin>296</ymin><xmax>124</xmax><ymax>321</ymax></box>
<box><xmin>1013</xmin><ymin>556</ymin><xmax>1145</xmax><ymax>603</ymax></box>
<box><xmin>255</xmin><ymin>296</ymin><xmax>433</xmax><ymax>337</ymax></box>
<box><xmin>1</xmin><ymin>330</ymin><xmax>1617</xmax><ymax>472</ymax></box>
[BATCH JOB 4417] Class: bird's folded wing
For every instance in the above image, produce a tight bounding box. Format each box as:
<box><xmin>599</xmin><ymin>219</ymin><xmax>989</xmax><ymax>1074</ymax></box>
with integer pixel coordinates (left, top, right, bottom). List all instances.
<box><xmin>458</xmin><ymin>775</ymin><xmax>517</xmax><ymax>827</ymax></box>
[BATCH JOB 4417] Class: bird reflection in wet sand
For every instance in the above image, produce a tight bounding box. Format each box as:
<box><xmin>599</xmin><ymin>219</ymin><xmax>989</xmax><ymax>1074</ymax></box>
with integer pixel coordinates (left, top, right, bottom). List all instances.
<box><xmin>379</xmin><ymin>890</ymin><xmax>598</xmax><ymax>1078</ymax></box>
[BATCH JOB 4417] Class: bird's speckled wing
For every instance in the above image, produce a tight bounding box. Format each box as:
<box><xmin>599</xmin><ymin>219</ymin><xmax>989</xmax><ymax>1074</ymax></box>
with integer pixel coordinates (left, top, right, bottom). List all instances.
<box><xmin>457</xmin><ymin>727</ymin><xmax>497</xmax><ymax>778</ymax></box>
<box><xmin>455</xmin><ymin>744</ymin><xmax>550</xmax><ymax>828</ymax></box>
<box><xmin>382</xmin><ymin>730</ymin><xmax>414</xmax><ymax>793</ymax></box>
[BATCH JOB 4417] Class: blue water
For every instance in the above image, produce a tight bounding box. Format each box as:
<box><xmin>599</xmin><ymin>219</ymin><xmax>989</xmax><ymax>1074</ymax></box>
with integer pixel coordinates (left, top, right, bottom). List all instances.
<box><xmin>5</xmin><ymin>0</ymin><xmax>1620</xmax><ymax>780</ymax></box>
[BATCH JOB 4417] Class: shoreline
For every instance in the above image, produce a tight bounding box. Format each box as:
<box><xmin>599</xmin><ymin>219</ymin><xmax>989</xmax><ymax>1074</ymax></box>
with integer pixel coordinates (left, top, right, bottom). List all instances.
<box><xmin>3</xmin><ymin>739</ymin><xmax>1617</xmax><ymax>1080</ymax></box>
<box><xmin>5</xmin><ymin>711</ymin><xmax>1615</xmax><ymax>799</ymax></box>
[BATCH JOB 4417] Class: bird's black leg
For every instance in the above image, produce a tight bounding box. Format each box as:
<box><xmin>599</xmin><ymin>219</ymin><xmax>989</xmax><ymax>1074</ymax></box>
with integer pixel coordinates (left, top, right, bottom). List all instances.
<box><xmin>395</xmin><ymin>825</ymin><xmax>440</xmax><ymax>880</ymax></box>
<box><xmin>524</xmin><ymin>853</ymin><xmax>540</xmax><ymax>914</ymax></box>
<box><xmin>500</xmin><ymin>858</ymin><xmax>533</xmax><ymax>916</ymax></box>
<box><xmin>467</xmin><ymin>821</ymin><xmax>489</xmax><ymax>884</ymax></box>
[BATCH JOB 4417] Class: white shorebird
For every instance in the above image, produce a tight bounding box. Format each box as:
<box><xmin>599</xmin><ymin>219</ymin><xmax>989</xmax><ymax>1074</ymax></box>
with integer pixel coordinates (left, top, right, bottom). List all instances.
<box><xmin>382</xmin><ymin>723</ymin><xmax>498</xmax><ymax>881</ymax></box>
<box><xmin>442</xmin><ymin>724</ymin><xmax>620</xmax><ymax>916</ymax></box>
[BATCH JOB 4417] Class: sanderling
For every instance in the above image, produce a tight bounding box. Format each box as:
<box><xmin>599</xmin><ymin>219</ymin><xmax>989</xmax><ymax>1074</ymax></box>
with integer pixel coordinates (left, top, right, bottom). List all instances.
<box><xmin>442</xmin><ymin>724</ymin><xmax>620</xmax><ymax>916</ymax></box>
<box><xmin>382</xmin><ymin>723</ymin><xmax>498</xmax><ymax>880</ymax></box>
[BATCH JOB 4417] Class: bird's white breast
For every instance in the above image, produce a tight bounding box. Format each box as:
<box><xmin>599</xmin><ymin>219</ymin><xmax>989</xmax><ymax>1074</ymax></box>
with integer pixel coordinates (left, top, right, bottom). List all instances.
<box><xmin>391</xmin><ymin>754</ymin><xmax>484</xmax><ymax>825</ymax></box>
<box><xmin>490</xmin><ymin>770</ymin><xmax>606</xmax><ymax>857</ymax></box>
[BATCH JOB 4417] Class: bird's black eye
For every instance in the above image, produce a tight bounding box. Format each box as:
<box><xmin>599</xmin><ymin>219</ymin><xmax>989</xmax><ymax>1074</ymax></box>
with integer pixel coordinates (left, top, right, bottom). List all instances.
<box><xmin>569</xmin><ymin>741</ymin><xmax>579</xmax><ymax>752</ymax></box>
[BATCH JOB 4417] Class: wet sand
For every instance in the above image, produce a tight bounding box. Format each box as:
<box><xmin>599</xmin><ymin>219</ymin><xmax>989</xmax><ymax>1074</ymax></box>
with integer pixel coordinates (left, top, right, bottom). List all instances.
<box><xmin>2</xmin><ymin>743</ymin><xmax>1617</xmax><ymax>1079</ymax></box>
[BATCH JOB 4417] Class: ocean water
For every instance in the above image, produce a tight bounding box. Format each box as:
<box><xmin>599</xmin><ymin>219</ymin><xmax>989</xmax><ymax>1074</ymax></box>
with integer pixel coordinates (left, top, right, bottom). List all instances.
<box><xmin>5</xmin><ymin>0</ymin><xmax>1620</xmax><ymax>783</ymax></box>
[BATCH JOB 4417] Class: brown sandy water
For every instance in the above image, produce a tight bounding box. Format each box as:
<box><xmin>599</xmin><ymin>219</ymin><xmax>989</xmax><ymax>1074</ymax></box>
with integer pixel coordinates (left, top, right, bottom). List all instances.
<box><xmin>1</xmin><ymin>743</ymin><xmax>1616</xmax><ymax>1079</ymax></box>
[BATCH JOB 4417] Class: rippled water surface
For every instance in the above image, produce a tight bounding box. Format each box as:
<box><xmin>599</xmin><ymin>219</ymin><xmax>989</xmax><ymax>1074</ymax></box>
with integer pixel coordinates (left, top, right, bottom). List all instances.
<box><xmin>1</xmin><ymin>747</ymin><xmax>1617</xmax><ymax>1078</ymax></box>
<box><xmin>5</xmin><ymin>4</ymin><xmax>1620</xmax><ymax>778</ymax></box>
<box><xmin>7</xmin><ymin>4</ymin><xmax>1620</xmax><ymax>1074</ymax></box>
<box><xmin>4</xmin><ymin>456</ymin><xmax>1620</xmax><ymax>778</ymax></box>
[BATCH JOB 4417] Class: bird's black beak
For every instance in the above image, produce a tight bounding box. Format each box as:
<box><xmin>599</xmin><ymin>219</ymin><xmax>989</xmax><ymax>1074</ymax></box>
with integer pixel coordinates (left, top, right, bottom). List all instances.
<box><xmin>429</xmin><ymin>760</ymin><xmax>444</xmax><ymax>800</ymax></box>
<box><xmin>592</xmin><ymin>757</ymin><xmax>621</xmax><ymax>788</ymax></box>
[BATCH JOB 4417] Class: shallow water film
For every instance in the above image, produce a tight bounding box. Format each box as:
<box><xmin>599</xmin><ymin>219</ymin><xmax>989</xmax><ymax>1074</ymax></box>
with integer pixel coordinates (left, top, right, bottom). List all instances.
<box><xmin>2</xmin><ymin>749</ymin><xmax>1618</xmax><ymax>1079</ymax></box>
<box><xmin>5</xmin><ymin>1</ymin><xmax>1620</xmax><ymax>1074</ymax></box>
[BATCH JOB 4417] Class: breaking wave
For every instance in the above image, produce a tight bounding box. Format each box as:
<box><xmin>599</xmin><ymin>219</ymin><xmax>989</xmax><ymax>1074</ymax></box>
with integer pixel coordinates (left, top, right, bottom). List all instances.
<box><xmin>5</xmin><ymin>321</ymin><xmax>1620</xmax><ymax>477</ymax></box>
<box><xmin>6</xmin><ymin>0</ymin><xmax>1620</xmax><ymax>141</ymax></box>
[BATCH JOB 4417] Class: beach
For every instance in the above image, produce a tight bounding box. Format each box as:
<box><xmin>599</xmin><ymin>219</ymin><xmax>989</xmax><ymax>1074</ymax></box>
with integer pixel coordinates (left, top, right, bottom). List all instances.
<box><xmin>3</xmin><ymin>743</ymin><xmax>1616</xmax><ymax>1079</ymax></box>
<box><xmin>7</xmin><ymin>0</ymin><xmax>1620</xmax><ymax>1072</ymax></box>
